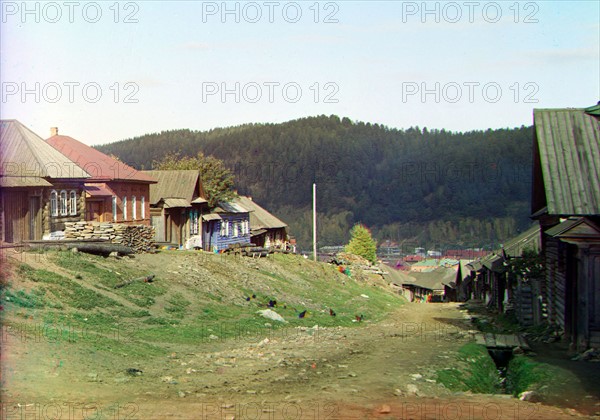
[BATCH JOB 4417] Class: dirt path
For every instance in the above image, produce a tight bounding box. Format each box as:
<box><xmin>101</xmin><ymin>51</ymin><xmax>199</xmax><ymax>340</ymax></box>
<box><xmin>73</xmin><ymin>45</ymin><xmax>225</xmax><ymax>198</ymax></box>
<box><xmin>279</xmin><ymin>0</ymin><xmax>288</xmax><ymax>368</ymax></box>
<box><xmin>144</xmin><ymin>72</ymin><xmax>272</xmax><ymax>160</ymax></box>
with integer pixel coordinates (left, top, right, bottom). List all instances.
<box><xmin>2</xmin><ymin>300</ymin><xmax>586</xmax><ymax>419</ymax></box>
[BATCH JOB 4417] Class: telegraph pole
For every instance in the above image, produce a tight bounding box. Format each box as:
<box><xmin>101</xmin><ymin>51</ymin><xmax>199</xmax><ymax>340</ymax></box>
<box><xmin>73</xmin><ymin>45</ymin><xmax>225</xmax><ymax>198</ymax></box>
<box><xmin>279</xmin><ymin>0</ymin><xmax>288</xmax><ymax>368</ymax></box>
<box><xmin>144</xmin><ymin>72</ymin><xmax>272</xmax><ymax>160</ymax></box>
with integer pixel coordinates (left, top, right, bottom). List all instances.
<box><xmin>313</xmin><ymin>183</ymin><xmax>317</xmax><ymax>262</ymax></box>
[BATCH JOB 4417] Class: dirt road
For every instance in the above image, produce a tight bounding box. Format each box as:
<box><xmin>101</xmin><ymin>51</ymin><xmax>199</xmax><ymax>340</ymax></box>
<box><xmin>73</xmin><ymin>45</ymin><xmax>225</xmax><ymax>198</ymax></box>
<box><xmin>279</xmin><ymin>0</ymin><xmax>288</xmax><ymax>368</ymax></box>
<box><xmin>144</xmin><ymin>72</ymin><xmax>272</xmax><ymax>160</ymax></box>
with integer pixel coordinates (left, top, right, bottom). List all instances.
<box><xmin>2</xmin><ymin>298</ymin><xmax>586</xmax><ymax>419</ymax></box>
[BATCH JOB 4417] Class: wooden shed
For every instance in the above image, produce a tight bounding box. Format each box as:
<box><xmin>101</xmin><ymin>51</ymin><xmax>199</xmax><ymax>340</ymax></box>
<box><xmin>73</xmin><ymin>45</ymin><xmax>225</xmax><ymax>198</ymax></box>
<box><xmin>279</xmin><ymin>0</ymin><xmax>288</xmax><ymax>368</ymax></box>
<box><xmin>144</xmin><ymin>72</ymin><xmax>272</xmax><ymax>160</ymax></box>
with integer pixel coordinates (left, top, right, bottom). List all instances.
<box><xmin>232</xmin><ymin>196</ymin><xmax>289</xmax><ymax>249</ymax></box>
<box><xmin>141</xmin><ymin>170</ymin><xmax>208</xmax><ymax>247</ymax></box>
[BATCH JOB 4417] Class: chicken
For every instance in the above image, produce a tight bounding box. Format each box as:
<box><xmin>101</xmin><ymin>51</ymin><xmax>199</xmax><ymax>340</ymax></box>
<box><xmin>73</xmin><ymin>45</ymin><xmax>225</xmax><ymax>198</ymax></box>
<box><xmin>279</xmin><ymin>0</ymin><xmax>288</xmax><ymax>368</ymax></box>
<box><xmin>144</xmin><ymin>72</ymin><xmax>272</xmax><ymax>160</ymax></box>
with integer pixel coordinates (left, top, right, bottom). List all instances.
<box><xmin>298</xmin><ymin>310</ymin><xmax>307</xmax><ymax>319</ymax></box>
<box><xmin>329</xmin><ymin>308</ymin><xmax>336</xmax><ymax>317</ymax></box>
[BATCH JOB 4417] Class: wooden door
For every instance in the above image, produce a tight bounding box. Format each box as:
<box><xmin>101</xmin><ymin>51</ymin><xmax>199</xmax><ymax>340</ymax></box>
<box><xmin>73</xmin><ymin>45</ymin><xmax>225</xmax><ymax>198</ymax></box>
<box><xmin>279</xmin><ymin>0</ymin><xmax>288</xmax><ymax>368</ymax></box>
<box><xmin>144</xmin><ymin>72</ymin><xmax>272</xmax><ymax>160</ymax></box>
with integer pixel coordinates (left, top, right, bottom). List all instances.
<box><xmin>86</xmin><ymin>201</ymin><xmax>104</xmax><ymax>222</ymax></box>
<box><xmin>29</xmin><ymin>196</ymin><xmax>42</xmax><ymax>240</ymax></box>
<box><xmin>4</xmin><ymin>191</ymin><xmax>28</xmax><ymax>243</ymax></box>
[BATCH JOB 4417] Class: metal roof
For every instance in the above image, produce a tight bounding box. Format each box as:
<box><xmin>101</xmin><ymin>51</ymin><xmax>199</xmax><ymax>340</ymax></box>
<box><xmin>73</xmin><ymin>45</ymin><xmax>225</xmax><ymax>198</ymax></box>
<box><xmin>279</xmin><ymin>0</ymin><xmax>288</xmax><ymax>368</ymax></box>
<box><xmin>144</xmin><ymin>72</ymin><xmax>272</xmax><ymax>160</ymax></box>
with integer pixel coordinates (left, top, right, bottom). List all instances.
<box><xmin>141</xmin><ymin>170</ymin><xmax>204</xmax><ymax>205</ymax></box>
<box><xmin>202</xmin><ymin>213</ymin><xmax>222</xmax><ymax>221</ymax></box>
<box><xmin>84</xmin><ymin>184</ymin><xmax>115</xmax><ymax>197</ymax></box>
<box><xmin>214</xmin><ymin>200</ymin><xmax>248</xmax><ymax>214</ymax></box>
<box><xmin>163</xmin><ymin>198</ymin><xmax>191</xmax><ymax>208</ymax></box>
<box><xmin>233</xmin><ymin>196</ymin><xmax>287</xmax><ymax>229</ymax></box>
<box><xmin>0</xmin><ymin>120</ymin><xmax>90</xmax><ymax>185</ymax></box>
<box><xmin>533</xmin><ymin>108</ymin><xmax>600</xmax><ymax>216</ymax></box>
<box><xmin>47</xmin><ymin>134</ymin><xmax>157</xmax><ymax>183</ymax></box>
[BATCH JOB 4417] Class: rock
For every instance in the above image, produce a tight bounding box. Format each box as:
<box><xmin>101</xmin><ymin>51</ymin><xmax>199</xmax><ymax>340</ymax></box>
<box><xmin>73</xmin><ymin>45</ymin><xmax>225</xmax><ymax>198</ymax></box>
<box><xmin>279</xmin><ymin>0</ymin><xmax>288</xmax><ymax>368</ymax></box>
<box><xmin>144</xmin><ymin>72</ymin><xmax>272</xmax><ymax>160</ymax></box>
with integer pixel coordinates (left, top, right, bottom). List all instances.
<box><xmin>178</xmin><ymin>391</ymin><xmax>186</xmax><ymax>398</ymax></box>
<box><xmin>360</xmin><ymin>294</ymin><xmax>369</xmax><ymax>299</ymax></box>
<box><xmin>513</xmin><ymin>346</ymin><xmax>525</xmax><ymax>355</ymax></box>
<box><xmin>86</xmin><ymin>373</ymin><xmax>98</xmax><ymax>382</ymax></box>
<box><xmin>393</xmin><ymin>389</ymin><xmax>404</xmax><ymax>396</ymax></box>
<box><xmin>379</xmin><ymin>404</ymin><xmax>391</xmax><ymax>414</ymax></box>
<box><xmin>256</xmin><ymin>309</ymin><xmax>287</xmax><ymax>323</ymax></box>
<box><xmin>406</xmin><ymin>384</ymin><xmax>419</xmax><ymax>395</ymax></box>
<box><xmin>410</xmin><ymin>373</ymin><xmax>423</xmax><ymax>380</ymax></box>
<box><xmin>209</xmin><ymin>334</ymin><xmax>219</xmax><ymax>340</ymax></box>
<box><xmin>519</xmin><ymin>391</ymin><xmax>536</xmax><ymax>401</ymax></box>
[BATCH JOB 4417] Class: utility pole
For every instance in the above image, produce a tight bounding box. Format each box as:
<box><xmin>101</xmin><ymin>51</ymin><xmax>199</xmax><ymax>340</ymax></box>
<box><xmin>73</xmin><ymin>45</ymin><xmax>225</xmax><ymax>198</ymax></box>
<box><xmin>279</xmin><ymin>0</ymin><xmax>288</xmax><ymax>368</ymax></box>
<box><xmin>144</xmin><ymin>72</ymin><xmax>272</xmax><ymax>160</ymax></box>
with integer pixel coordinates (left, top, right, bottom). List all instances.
<box><xmin>313</xmin><ymin>183</ymin><xmax>317</xmax><ymax>262</ymax></box>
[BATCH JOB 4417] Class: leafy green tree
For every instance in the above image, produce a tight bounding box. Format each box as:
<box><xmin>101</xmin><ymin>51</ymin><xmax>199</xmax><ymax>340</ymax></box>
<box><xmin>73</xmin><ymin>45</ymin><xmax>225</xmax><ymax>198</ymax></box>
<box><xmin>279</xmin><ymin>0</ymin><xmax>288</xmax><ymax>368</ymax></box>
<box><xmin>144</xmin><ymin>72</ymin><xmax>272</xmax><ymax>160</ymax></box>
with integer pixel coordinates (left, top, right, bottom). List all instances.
<box><xmin>345</xmin><ymin>224</ymin><xmax>377</xmax><ymax>264</ymax></box>
<box><xmin>153</xmin><ymin>152</ymin><xmax>236</xmax><ymax>207</ymax></box>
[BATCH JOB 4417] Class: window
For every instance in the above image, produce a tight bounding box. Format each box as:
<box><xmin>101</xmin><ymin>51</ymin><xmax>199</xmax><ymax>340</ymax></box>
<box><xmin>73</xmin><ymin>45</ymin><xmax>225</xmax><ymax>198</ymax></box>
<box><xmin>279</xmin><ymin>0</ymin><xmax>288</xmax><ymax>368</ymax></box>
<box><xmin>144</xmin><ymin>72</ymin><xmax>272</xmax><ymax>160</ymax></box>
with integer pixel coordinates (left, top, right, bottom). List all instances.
<box><xmin>50</xmin><ymin>190</ymin><xmax>58</xmax><ymax>217</ymax></box>
<box><xmin>122</xmin><ymin>196</ymin><xmax>127</xmax><ymax>221</ymax></box>
<box><xmin>132</xmin><ymin>196</ymin><xmax>137</xmax><ymax>220</ymax></box>
<box><xmin>190</xmin><ymin>210</ymin><xmax>199</xmax><ymax>235</ymax></box>
<box><xmin>69</xmin><ymin>191</ymin><xmax>77</xmax><ymax>215</ymax></box>
<box><xmin>112</xmin><ymin>196</ymin><xmax>117</xmax><ymax>222</ymax></box>
<box><xmin>141</xmin><ymin>196</ymin><xmax>145</xmax><ymax>219</ymax></box>
<box><xmin>232</xmin><ymin>221</ymin><xmax>239</xmax><ymax>237</ymax></box>
<box><xmin>59</xmin><ymin>190</ymin><xmax>68</xmax><ymax>216</ymax></box>
<box><xmin>220</xmin><ymin>220</ymin><xmax>229</xmax><ymax>237</ymax></box>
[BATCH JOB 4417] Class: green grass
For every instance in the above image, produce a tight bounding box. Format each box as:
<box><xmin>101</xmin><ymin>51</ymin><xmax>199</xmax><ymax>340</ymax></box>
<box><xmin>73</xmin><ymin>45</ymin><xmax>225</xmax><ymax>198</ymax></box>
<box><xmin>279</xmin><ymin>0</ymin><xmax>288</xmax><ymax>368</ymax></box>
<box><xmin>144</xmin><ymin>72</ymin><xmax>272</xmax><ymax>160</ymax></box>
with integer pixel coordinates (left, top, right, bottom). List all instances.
<box><xmin>436</xmin><ymin>343</ymin><xmax>502</xmax><ymax>394</ymax></box>
<box><xmin>506</xmin><ymin>355</ymin><xmax>552</xmax><ymax>396</ymax></box>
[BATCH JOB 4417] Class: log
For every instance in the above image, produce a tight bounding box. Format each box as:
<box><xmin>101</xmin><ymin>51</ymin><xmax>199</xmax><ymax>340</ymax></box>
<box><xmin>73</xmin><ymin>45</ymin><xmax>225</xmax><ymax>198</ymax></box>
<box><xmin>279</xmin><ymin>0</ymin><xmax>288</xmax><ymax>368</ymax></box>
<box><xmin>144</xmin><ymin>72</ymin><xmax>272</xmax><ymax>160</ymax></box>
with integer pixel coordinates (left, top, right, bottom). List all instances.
<box><xmin>72</xmin><ymin>243</ymin><xmax>134</xmax><ymax>257</ymax></box>
<box><xmin>114</xmin><ymin>274</ymin><xmax>155</xmax><ymax>289</ymax></box>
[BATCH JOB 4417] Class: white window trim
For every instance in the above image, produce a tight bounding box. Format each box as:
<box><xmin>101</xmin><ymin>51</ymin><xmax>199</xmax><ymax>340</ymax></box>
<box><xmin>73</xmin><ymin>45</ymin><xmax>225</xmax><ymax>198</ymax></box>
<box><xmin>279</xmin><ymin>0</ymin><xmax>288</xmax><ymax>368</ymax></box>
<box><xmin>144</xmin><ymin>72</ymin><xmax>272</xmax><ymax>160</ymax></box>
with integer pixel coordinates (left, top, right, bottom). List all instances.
<box><xmin>59</xmin><ymin>190</ymin><xmax>68</xmax><ymax>216</ymax></box>
<box><xmin>141</xmin><ymin>196</ymin><xmax>145</xmax><ymax>219</ymax></box>
<box><xmin>50</xmin><ymin>190</ymin><xmax>58</xmax><ymax>217</ymax></box>
<box><xmin>69</xmin><ymin>190</ymin><xmax>77</xmax><ymax>216</ymax></box>
<box><xmin>112</xmin><ymin>196</ymin><xmax>117</xmax><ymax>222</ymax></box>
<box><xmin>132</xmin><ymin>196</ymin><xmax>137</xmax><ymax>220</ymax></box>
<box><xmin>122</xmin><ymin>196</ymin><xmax>127</xmax><ymax>221</ymax></box>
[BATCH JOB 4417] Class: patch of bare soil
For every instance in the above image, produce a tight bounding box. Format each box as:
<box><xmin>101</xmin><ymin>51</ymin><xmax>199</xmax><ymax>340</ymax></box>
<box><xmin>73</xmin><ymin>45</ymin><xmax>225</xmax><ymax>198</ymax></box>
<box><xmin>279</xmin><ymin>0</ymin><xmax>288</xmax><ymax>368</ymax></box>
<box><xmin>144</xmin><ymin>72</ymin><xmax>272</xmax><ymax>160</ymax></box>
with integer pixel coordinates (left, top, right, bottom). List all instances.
<box><xmin>2</xmin><ymin>299</ymin><xmax>588</xmax><ymax>419</ymax></box>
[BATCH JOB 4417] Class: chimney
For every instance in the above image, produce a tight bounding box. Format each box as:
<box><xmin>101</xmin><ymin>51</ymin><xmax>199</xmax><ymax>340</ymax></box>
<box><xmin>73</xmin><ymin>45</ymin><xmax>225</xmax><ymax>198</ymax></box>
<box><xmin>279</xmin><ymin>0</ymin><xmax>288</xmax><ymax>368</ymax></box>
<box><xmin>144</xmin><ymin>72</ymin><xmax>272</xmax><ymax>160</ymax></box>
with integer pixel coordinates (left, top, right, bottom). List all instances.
<box><xmin>50</xmin><ymin>127</ymin><xmax>59</xmax><ymax>137</ymax></box>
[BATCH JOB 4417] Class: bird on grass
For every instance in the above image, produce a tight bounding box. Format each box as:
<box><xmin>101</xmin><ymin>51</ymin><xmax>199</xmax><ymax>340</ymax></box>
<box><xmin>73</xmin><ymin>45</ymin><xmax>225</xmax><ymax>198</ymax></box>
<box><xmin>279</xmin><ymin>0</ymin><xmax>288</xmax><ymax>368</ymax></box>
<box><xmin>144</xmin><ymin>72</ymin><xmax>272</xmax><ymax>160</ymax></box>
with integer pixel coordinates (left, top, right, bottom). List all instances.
<box><xmin>268</xmin><ymin>300</ymin><xmax>277</xmax><ymax>308</ymax></box>
<box><xmin>298</xmin><ymin>310</ymin><xmax>307</xmax><ymax>319</ymax></box>
<box><xmin>329</xmin><ymin>308</ymin><xmax>336</xmax><ymax>317</ymax></box>
<box><xmin>355</xmin><ymin>314</ymin><xmax>364</xmax><ymax>322</ymax></box>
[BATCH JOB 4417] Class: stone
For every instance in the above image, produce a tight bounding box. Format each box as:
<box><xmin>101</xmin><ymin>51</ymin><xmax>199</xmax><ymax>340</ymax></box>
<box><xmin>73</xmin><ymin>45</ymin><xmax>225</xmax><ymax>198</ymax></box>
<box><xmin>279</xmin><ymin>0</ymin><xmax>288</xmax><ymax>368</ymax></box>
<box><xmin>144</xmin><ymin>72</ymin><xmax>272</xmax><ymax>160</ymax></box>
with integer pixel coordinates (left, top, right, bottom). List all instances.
<box><xmin>406</xmin><ymin>384</ymin><xmax>419</xmax><ymax>395</ymax></box>
<box><xmin>379</xmin><ymin>405</ymin><xmax>391</xmax><ymax>414</ymax></box>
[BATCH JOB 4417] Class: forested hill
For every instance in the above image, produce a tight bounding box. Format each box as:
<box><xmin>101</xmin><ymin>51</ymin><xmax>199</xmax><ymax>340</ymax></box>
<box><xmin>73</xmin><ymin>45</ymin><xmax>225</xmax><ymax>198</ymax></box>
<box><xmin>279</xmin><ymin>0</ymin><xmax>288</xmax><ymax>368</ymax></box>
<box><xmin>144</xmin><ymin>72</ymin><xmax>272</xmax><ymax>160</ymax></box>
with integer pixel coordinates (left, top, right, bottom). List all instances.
<box><xmin>97</xmin><ymin>115</ymin><xmax>534</xmax><ymax>250</ymax></box>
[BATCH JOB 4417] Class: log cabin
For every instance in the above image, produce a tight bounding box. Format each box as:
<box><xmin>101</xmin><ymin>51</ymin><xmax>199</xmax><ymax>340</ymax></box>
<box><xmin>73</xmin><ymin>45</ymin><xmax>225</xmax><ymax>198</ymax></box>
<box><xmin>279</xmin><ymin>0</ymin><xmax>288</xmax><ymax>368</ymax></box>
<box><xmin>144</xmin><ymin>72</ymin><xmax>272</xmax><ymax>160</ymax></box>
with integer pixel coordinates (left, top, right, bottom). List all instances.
<box><xmin>0</xmin><ymin>120</ymin><xmax>90</xmax><ymax>242</ymax></box>
<box><xmin>531</xmin><ymin>105</ymin><xmax>600</xmax><ymax>350</ymax></box>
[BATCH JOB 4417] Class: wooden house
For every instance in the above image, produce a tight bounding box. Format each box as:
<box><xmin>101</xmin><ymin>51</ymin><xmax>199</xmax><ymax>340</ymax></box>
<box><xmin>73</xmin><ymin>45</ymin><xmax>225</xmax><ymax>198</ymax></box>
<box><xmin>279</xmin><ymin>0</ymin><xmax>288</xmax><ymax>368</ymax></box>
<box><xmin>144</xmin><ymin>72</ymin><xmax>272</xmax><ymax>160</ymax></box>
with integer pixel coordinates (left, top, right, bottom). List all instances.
<box><xmin>202</xmin><ymin>200</ymin><xmax>251</xmax><ymax>252</ymax></box>
<box><xmin>0</xmin><ymin>120</ymin><xmax>90</xmax><ymax>242</ymax></box>
<box><xmin>531</xmin><ymin>106</ymin><xmax>600</xmax><ymax>350</ymax></box>
<box><xmin>47</xmin><ymin>129</ymin><xmax>157</xmax><ymax>226</ymax></box>
<box><xmin>232</xmin><ymin>196</ymin><xmax>289</xmax><ymax>249</ymax></box>
<box><xmin>401</xmin><ymin>266</ymin><xmax>457</xmax><ymax>302</ymax></box>
<box><xmin>141</xmin><ymin>170</ymin><xmax>208</xmax><ymax>247</ymax></box>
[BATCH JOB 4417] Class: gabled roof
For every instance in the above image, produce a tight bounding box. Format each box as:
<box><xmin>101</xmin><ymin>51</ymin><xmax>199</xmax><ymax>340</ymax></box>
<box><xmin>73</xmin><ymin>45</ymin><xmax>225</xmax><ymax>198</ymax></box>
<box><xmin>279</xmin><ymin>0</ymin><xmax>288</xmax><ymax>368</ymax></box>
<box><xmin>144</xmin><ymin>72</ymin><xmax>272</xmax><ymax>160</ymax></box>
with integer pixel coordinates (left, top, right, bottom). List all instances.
<box><xmin>545</xmin><ymin>217</ymin><xmax>600</xmax><ymax>244</ymax></box>
<box><xmin>532</xmin><ymin>108</ymin><xmax>600</xmax><ymax>216</ymax></box>
<box><xmin>141</xmin><ymin>170</ymin><xmax>204</xmax><ymax>206</ymax></box>
<box><xmin>501</xmin><ymin>225</ymin><xmax>541</xmax><ymax>258</ymax></box>
<box><xmin>406</xmin><ymin>267</ymin><xmax>457</xmax><ymax>291</ymax></box>
<box><xmin>233</xmin><ymin>196</ymin><xmax>287</xmax><ymax>230</ymax></box>
<box><xmin>47</xmin><ymin>134</ymin><xmax>156</xmax><ymax>183</ymax></box>
<box><xmin>1</xmin><ymin>120</ymin><xmax>89</xmax><ymax>187</ymax></box>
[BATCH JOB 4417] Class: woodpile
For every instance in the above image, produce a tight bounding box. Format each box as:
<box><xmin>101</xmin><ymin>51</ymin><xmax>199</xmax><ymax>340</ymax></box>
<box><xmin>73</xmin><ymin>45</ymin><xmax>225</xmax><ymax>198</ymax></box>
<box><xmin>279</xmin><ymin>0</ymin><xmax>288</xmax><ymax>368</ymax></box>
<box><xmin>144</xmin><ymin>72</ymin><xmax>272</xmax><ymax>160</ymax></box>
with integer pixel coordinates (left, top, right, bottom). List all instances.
<box><xmin>63</xmin><ymin>222</ymin><xmax>155</xmax><ymax>253</ymax></box>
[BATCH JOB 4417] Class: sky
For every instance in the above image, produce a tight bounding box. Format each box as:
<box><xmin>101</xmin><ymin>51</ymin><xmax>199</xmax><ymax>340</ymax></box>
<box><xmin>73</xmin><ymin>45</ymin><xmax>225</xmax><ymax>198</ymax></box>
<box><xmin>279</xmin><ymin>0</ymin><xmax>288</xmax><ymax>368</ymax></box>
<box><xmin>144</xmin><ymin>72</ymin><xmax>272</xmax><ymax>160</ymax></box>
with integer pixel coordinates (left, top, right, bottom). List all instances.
<box><xmin>1</xmin><ymin>1</ymin><xmax>599</xmax><ymax>145</ymax></box>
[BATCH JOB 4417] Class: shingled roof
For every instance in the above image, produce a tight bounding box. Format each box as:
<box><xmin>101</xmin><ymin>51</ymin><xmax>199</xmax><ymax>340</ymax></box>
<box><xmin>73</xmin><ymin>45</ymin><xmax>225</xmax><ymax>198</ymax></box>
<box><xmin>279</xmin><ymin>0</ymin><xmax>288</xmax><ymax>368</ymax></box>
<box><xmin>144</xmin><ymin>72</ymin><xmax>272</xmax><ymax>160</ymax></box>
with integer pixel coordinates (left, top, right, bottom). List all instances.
<box><xmin>47</xmin><ymin>134</ymin><xmax>156</xmax><ymax>183</ymax></box>
<box><xmin>1</xmin><ymin>120</ymin><xmax>89</xmax><ymax>187</ymax></box>
<box><xmin>532</xmin><ymin>108</ymin><xmax>600</xmax><ymax>216</ymax></box>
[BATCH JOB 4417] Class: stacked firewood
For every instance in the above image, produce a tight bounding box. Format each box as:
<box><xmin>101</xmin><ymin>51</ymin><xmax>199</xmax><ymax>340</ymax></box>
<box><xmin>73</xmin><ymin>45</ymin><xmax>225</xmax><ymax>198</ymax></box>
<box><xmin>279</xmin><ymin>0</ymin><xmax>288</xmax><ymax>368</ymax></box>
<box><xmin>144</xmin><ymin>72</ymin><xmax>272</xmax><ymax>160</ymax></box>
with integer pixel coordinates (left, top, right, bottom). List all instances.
<box><xmin>120</xmin><ymin>225</ymin><xmax>155</xmax><ymax>253</ymax></box>
<box><xmin>63</xmin><ymin>222</ymin><xmax>154</xmax><ymax>253</ymax></box>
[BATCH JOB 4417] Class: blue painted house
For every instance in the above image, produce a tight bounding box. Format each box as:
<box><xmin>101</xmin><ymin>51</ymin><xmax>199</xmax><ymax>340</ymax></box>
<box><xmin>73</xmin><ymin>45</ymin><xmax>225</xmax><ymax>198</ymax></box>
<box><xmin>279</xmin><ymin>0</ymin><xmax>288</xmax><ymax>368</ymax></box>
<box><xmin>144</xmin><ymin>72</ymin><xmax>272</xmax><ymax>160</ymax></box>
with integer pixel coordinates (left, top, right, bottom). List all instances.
<box><xmin>202</xmin><ymin>200</ymin><xmax>251</xmax><ymax>252</ymax></box>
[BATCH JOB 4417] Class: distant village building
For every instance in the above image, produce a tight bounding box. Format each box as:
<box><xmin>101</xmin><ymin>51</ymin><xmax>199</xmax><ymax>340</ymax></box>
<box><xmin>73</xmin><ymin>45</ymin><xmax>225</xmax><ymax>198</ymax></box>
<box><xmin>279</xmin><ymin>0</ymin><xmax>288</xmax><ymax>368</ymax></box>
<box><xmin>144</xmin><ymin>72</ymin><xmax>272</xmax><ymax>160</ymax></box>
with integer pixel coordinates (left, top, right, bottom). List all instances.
<box><xmin>0</xmin><ymin>120</ymin><xmax>90</xmax><ymax>242</ymax></box>
<box><xmin>47</xmin><ymin>129</ymin><xmax>157</xmax><ymax>226</ymax></box>
<box><xmin>531</xmin><ymin>105</ymin><xmax>600</xmax><ymax>350</ymax></box>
